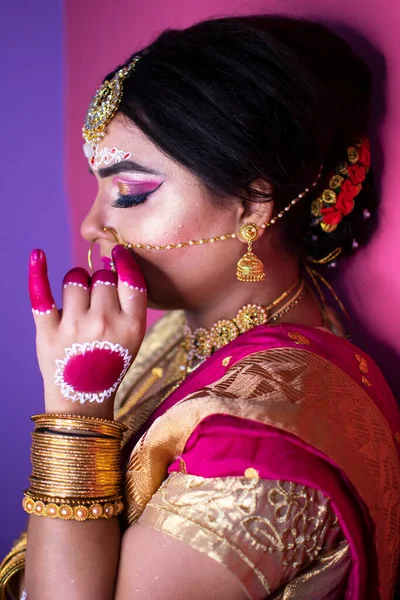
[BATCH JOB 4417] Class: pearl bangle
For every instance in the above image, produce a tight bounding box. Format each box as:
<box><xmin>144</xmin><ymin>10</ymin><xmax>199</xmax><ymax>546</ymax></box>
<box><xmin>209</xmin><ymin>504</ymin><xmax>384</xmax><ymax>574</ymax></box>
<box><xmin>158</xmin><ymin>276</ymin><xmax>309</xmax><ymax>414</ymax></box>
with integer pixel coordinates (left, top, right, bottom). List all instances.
<box><xmin>23</xmin><ymin>493</ymin><xmax>124</xmax><ymax>521</ymax></box>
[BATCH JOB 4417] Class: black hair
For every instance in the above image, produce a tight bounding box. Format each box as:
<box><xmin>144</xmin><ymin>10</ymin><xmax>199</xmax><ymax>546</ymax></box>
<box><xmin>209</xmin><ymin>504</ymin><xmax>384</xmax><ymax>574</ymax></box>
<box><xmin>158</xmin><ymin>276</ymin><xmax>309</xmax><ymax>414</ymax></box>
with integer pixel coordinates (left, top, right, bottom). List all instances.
<box><xmin>105</xmin><ymin>14</ymin><xmax>377</xmax><ymax>264</ymax></box>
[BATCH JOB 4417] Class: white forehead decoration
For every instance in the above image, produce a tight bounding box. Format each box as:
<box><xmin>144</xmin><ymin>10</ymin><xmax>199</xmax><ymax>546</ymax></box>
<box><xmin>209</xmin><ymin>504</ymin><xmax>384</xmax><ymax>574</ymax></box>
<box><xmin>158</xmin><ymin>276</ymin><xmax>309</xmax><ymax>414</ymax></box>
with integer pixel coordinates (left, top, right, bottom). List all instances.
<box><xmin>83</xmin><ymin>144</ymin><xmax>131</xmax><ymax>171</ymax></box>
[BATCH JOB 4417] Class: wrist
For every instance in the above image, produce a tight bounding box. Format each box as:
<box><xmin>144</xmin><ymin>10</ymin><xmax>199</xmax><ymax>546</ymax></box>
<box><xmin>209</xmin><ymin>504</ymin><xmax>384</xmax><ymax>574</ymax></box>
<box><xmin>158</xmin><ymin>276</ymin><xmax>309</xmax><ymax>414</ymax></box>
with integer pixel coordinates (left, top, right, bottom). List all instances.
<box><xmin>44</xmin><ymin>391</ymin><xmax>115</xmax><ymax>421</ymax></box>
<box><xmin>23</xmin><ymin>414</ymin><xmax>127</xmax><ymax>522</ymax></box>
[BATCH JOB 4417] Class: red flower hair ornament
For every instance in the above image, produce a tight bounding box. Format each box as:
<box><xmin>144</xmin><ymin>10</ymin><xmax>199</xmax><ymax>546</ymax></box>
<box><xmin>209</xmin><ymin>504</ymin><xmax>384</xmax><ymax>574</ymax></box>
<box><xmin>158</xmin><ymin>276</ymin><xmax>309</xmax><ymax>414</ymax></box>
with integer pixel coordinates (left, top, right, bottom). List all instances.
<box><xmin>311</xmin><ymin>137</ymin><xmax>371</xmax><ymax>232</ymax></box>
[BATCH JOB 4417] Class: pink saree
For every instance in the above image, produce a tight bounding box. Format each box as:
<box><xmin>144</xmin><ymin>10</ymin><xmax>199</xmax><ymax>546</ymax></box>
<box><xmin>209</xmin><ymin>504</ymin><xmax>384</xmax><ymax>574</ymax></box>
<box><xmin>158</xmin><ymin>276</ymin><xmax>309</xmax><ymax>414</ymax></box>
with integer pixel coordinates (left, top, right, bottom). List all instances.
<box><xmin>124</xmin><ymin>321</ymin><xmax>400</xmax><ymax>599</ymax></box>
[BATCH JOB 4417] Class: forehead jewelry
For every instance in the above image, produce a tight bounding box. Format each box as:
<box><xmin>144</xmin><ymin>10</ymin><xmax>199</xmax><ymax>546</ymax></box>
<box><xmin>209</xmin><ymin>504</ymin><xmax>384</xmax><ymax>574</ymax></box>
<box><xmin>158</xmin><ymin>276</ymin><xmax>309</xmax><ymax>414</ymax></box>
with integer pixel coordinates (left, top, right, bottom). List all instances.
<box><xmin>120</xmin><ymin>167</ymin><xmax>323</xmax><ymax>283</ymax></box>
<box><xmin>82</xmin><ymin>54</ymin><xmax>142</xmax><ymax>150</ymax></box>
<box><xmin>86</xmin><ymin>146</ymin><xmax>132</xmax><ymax>171</ymax></box>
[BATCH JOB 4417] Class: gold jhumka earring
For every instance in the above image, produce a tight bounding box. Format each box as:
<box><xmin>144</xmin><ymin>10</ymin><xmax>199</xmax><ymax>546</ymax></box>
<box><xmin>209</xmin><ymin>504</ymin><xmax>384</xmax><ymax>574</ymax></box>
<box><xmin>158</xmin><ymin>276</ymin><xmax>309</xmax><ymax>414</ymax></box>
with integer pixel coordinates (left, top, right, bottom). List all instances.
<box><xmin>237</xmin><ymin>223</ymin><xmax>265</xmax><ymax>282</ymax></box>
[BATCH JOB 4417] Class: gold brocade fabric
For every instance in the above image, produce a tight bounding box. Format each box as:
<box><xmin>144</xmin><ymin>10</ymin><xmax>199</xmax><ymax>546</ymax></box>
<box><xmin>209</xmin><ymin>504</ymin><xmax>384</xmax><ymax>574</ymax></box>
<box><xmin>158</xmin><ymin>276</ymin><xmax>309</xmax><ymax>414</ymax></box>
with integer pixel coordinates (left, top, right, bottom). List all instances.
<box><xmin>139</xmin><ymin>473</ymin><xmax>349</xmax><ymax>600</ymax></box>
<box><xmin>114</xmin><ymin>310</ymin><xmax>185</xmax><ymax>413</ymax></box>
<box><xmin>125</xmin><ymin>347</ymin><xmax>400</xmax><ymax>599</ymax></box>
<box><xmin>271</xmin><ymin>540</ymin><xmax>351</xmax><ymax>599</ymax></box>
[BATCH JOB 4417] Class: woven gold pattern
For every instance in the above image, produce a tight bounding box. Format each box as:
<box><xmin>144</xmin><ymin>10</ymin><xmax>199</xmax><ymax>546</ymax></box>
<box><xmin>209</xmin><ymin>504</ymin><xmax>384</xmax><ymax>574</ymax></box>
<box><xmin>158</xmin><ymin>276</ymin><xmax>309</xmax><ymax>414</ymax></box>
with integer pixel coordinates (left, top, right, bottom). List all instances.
<box><xmin>124</xmin><ymin>347</ymin><xmax>400</xmax><ymax>599</ymax></box>
<box><xmin>139</xmin><ymin>473</ymin><xmax>342</xmax><ymax>599</ymax></box>
<box><xmin>272</xmin><ymin>540</ymin><xmax>351</xmax><ymax>599</ymax></box>
<box><xmin>115</xmin><ymin>311</ymin><xmax>185</xmax><ymax>414</ymax></box>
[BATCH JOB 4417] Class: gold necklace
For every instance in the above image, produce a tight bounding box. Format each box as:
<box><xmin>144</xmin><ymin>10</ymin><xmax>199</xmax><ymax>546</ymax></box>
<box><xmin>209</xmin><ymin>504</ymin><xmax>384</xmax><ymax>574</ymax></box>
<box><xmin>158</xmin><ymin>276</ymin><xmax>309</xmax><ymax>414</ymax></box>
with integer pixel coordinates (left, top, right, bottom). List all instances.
<box><xmin>183</xmin><ymin>279</ymin><xmax>305</xmax><ymax>366</ymax></box>
<box><xmin>117</xmin><ymin>279</ymin><xmax>305</xmax><ymax>436</ymax></box>
<box><xmin>147</xmin><ymin>280</ymin><xmax>306</xmax><ymax>423</ymax></box>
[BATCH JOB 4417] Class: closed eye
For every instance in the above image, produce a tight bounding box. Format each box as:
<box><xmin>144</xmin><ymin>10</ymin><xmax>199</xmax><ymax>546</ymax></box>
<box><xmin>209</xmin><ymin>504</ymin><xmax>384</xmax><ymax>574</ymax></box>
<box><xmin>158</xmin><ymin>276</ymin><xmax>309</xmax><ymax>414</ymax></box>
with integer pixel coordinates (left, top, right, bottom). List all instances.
<box><xmin>111</xmin><ymin>193</ymin><xmax>150</xmax><ymax>208</ymax></box>
<box><xmin>111</xmin><ymin>182</ymin><xmax>163</xmax><ymax>209</ymax></box>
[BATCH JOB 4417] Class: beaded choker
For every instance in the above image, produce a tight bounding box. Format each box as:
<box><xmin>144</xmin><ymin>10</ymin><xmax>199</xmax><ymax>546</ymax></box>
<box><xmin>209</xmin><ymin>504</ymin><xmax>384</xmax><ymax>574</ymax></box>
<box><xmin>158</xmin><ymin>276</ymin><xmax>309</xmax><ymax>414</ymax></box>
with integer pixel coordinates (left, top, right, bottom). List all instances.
<box><xmin>183</xmin><ymin>279</ymin><xmax>305</xmax><ymax>367</ymax></box>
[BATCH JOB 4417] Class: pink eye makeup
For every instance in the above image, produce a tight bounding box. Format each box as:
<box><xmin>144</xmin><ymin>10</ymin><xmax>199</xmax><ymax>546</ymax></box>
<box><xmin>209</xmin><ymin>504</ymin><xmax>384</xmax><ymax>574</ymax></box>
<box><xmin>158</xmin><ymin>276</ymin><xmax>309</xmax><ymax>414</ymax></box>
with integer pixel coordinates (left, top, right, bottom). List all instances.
<box><xmin>116</xmin><ymin>179</ymin><xmax>163</xmax><ymax>195</ymax></box>
<box><xmin>112</xmin><ymin>178</ymin><xmax>164</xmax><ymax>209</ymax></box>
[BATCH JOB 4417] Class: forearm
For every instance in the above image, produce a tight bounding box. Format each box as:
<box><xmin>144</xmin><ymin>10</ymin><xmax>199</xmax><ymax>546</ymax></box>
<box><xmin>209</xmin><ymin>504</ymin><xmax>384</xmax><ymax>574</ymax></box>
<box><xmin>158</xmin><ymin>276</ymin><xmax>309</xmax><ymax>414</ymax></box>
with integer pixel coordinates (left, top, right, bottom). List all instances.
<box><xmin>22</xmin><ymin>415</ymin><xmax>127</xmax><ymax>600</ymax></box>
<box><xmin>26</xmin><ymin>516</ymin><xmax>120</xmax><ymax>600</ymax></box>
<box><xmin>22</xmin><ymin>246</ymin><xmax>146</xmax><ymax>600</ymax></box>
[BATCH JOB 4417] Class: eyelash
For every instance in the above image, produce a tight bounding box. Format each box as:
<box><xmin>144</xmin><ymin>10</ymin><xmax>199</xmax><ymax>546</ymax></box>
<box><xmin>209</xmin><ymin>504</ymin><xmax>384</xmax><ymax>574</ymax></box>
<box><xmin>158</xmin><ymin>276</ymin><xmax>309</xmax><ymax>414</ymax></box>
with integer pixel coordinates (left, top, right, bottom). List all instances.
<box><xmin>111</xmin><ymin>193</ymin><xmax>150</xmax><ymax>209</ymax></box>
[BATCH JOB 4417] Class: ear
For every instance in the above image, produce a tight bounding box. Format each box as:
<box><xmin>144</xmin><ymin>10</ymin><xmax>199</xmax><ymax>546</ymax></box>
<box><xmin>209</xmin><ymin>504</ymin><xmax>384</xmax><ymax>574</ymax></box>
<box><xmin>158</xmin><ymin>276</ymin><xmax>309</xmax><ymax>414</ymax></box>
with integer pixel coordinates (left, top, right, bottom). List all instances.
<box><xmin>237</xmin><ymin>178</ymin><xmax>275</xmax><ymax>232</ymax></box>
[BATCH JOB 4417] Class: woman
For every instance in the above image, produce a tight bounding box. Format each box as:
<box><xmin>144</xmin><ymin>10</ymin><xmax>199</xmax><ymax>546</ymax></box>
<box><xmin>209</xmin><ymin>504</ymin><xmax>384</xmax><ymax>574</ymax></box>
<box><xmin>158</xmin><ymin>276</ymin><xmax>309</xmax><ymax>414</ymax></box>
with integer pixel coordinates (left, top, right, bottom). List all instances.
<box><xmin>1</xmin><ymin>14</ymin><xmax>399</xmax><ymax>600</ymax></box>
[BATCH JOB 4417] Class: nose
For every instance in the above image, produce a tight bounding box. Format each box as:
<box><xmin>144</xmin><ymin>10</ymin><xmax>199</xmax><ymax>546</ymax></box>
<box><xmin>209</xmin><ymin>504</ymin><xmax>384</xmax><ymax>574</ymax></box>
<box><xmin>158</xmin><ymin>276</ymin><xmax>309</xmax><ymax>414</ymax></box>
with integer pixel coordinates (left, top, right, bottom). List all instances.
<box><xmin>80</xmin><ymin>204</ymin><xmax>122</xmax><ymax>262</ymax></box>
<box><xmin>80</xmin><ymin>200</ymin><xmax>105</xmax><ymax>243</ymax></box>
<box><xmin>81</xmin><ymin>205</ymin><xmax>121</xmax><ymax>243</ymax></box>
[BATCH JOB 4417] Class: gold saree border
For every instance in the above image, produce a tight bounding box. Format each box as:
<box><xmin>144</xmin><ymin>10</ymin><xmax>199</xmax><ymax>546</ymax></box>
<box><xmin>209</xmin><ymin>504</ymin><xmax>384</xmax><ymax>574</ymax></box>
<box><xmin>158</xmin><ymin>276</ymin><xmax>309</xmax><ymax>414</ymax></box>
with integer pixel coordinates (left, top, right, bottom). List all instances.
<box><xmin>125</xmin><ymin>347</ymin><xmax>400</xmax><ymax>599</ymax></box>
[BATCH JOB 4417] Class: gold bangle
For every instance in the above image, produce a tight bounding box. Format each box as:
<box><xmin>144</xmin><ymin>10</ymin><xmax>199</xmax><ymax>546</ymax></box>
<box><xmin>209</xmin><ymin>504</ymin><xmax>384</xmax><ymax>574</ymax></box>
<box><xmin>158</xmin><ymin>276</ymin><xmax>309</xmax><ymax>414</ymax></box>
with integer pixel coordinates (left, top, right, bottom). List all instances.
<box><xmin>28</xmin><ymin>481</ymin><xmax>121</xmax><ymax>498</ymax></box>
<box><xmin>31</xmin><ymin>451</ymin><xmax>121</xmax><ymax>465</ymax></box>
<box><xmin>30</xmin><ymin>473</ymin><xmax>121</xmax><ymax>485</ymax></box>
<box><xmin>30</xmin><ymin>464</ymin><xmax>121</xmax><ymax>475</ymax></box>
<box><xmin>31</xmin><ymin>454</ymin><xmax>121</xmax><ymax>469</ymax></box>
<box><xmin>25</xmin><ymin>490</ymin><xmax>122</xmax><ymax>504</ymax></box>
<box><xmin>31</xmin><ymin>447</ymin><xmax>120</xmax><ymax>459</ymax></box>
<box><xmin>23</xmin><ymin>494</ymin><xmax>123</xmax><ymax>521</ymax></box>
<box><xmin>31</xmin><ymin>414</ymin><xmax>127</xmax><ymax>438</ymax></box>
<box><xmin>31</xmin><ymin>437</ymin><xmax>122</xmax><ymax>450</ymax></box>
<box><xmin>31</xmin><ymin>431</ymin><xmax>121</xmax><ymax>446</ymax></box>
<box><xmin>29</xmin><ymin>473</ymin><xmax>121</xmax><ymax>487</ymax></box>
<box><xmin>28</xmin><ymin>427</ymin><xmax>123</xmax><ymax>500</ymax></box>
<box><xmin>0</xmin><ymin>532</ymin><xmax>27</xmax><ymax>599</ymax></box>
<box><xmin>30</xmin><ymin>467</ymin><xmax>121</xmax><ymax>479</ymax></box>
<box><xmin>30</xmin><ymin>459</ymin><xmax>121</xmax><ymax>471</ymax></box>
<box><xmin>31</xmin><ymin>449</ymin><xmax>120</xmax><ymax>463</ymax></box>
<box><xmin>28</xmin><ymin>489</ymin><xmax>120</xmax><ymax>499</ymax></box>
<box><xmin>31</xmin><ymin>460</ymin><xmax>121</xmax><ymax>475</ymax></box>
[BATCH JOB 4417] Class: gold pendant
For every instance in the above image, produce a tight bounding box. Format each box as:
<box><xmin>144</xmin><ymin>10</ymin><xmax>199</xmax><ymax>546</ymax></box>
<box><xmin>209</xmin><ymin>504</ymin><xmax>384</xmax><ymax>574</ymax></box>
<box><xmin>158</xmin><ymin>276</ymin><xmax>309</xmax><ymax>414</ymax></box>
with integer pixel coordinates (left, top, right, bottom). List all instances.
<box><xmin>236</xmin><ymin>223</ymin><xmax>265</xmax><ymax>282</ymax></box>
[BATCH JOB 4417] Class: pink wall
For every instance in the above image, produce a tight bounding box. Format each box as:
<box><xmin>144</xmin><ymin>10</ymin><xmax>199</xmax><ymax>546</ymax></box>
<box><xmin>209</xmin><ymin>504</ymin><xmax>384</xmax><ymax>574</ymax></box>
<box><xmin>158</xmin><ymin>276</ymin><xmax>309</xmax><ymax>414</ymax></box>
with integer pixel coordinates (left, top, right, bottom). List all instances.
<box><xmin>66</xmin><ymin>0</ymin><xmax>400</xmax><ymax>397</ymax></box>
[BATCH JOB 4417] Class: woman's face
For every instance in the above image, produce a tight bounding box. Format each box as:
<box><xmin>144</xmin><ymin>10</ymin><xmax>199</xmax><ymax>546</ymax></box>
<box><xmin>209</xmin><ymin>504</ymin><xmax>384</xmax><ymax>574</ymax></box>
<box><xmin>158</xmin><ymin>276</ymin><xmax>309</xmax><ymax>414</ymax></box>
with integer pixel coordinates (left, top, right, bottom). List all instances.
<box><xmin>81</xmin><ymin>114</ymin><xmax>271</xmax><ymax>311</ymax></box>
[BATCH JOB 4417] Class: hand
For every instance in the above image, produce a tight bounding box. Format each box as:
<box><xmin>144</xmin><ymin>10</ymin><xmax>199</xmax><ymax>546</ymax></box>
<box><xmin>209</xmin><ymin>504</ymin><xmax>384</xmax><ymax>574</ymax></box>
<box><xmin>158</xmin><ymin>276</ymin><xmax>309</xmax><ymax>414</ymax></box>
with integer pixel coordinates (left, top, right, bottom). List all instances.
<box><xmin>29</xmin><ymin>245</ymin><xmax>147</xmax><ymax>418</ymax></box>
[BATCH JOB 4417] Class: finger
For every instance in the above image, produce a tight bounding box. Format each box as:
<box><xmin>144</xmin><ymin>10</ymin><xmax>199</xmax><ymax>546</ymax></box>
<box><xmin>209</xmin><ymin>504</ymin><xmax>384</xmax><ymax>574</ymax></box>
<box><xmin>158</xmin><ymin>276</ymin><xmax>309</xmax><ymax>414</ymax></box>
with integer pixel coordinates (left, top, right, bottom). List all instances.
<box><xmin>29</xmin><ymin>249</ymin><xmax>59</xmax><ymax>326</ymax></box>
<box><xmin>62</xmin><ymin>267</ymin><xmax>91</xmax><ymax>315</ymax></box>
<box><xmin>112</xmin><ymin>245</ymin><xmax>147</xmax><ymax>320</ymax></box>
<box><xmin>90</xmin><ymin>269</ymin><xmax>120</xmax><ymax>313</ymax></box>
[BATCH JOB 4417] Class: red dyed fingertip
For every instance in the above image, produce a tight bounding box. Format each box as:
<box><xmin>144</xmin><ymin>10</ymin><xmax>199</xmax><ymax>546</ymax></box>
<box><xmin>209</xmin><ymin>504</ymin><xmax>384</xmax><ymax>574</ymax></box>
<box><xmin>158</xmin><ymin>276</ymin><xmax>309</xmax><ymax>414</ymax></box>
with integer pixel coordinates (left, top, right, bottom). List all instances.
<box><xmin>29</xmin><ymin>249</ymin><xmax>56</xmax><ymax>314</ymax></box>
<box><xmin>63</xmin><ymin>267</ymin><xmax>91</xmax><ymax>291</ymax></box>
<box><xmin>91</xmin><ymin>269</ymin><xmax>118</xmax><ymax>289</ymax></box>
<box><xmin>112</xmin><ymin>245</ymin><xmax>146</xmax><ymax>293</ymax></box>
<box><xmin>30</xmin><ymin>249</ymin><xmax>43</xmax><ymax>264</ymax></box>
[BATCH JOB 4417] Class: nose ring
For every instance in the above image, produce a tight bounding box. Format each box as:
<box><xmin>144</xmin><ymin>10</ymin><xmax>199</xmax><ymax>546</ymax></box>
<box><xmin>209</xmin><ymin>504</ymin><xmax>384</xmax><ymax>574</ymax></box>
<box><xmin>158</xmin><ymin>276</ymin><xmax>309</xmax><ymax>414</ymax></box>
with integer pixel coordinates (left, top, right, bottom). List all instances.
<box><xmin>88</xmin><ymin>227</ymin><xmax>121</xmax><ymax>273</ymax></box>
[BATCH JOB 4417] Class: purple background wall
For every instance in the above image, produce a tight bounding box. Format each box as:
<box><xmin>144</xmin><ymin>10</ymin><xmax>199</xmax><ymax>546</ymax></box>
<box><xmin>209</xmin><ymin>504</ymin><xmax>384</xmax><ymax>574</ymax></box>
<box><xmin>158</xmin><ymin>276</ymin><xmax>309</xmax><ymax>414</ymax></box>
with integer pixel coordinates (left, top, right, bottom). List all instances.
<box><xmin>0</xmin><ymin>1</ymin><xmax>70</xmax><ymax>556</ymax></box>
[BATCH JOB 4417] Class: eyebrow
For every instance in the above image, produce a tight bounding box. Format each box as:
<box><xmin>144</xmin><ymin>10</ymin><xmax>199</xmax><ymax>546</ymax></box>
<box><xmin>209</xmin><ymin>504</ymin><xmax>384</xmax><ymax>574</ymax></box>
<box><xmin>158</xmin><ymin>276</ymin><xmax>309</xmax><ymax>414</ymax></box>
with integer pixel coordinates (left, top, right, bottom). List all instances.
<box><xmin>91</xmin><ymin>160</ymin><xmax>162</xmax><ymax>178</ymax></box>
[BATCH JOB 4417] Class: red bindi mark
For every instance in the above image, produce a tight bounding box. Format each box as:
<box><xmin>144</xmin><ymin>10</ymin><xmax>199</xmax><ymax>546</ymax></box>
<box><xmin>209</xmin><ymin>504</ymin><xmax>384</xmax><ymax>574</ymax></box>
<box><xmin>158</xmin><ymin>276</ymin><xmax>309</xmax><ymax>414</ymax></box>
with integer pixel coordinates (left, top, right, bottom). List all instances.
<box><xmin>54</xmin><ymin>341</ymin><xmax>132</xmax><ymax>403</ymax></box>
